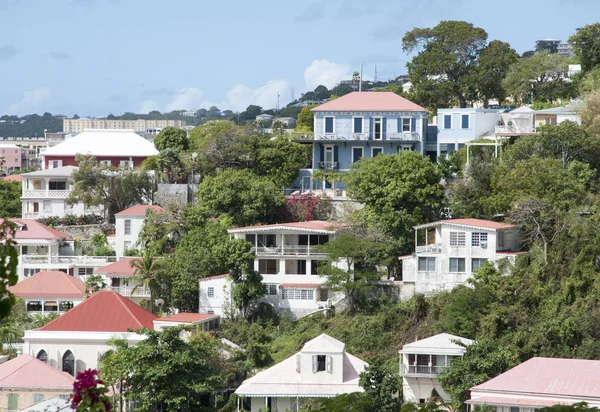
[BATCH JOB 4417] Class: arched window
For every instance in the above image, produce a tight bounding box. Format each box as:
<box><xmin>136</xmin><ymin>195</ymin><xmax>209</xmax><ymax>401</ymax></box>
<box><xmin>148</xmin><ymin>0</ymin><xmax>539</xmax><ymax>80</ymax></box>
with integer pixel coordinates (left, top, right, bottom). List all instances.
<box><xmin>62</xmin><ymin>350</ymin><xmax>75</xmax><ymax>376</ymax></box>
<box><xmin>36</xmin><ymin>349</ymin><xmax>47</xmax><ymax>363</ymax></box>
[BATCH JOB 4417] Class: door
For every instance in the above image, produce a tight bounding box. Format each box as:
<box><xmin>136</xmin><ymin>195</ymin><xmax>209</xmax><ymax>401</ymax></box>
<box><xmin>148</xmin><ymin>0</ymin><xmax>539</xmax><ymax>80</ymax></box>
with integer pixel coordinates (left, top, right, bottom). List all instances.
<box><xmin>374</xmin><ymin>118</ymin><xmax>382</xmax><ymax>140</ymax></box>
<box><xmin>33</xmin><ymin>202</ymin><xmax>39</xmax><ymax>213</ymax></box>
<box><xmin>352</xmin><ymin>147</ymin><xmax>363</xmax><ymax>163</ymax></box>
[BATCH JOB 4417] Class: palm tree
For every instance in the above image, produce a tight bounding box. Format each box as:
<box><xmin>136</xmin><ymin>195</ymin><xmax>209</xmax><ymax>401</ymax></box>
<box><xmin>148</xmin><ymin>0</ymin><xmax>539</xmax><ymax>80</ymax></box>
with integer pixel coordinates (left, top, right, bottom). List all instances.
<box><xmin>130</xmin><ymin>249</ymin><xmax>160</xmax><ymax>314</ymax></box>
<box><xmin>311</xmin><ymin>169</ymin><xmax>326</xmax><ymax>191</ymax></box>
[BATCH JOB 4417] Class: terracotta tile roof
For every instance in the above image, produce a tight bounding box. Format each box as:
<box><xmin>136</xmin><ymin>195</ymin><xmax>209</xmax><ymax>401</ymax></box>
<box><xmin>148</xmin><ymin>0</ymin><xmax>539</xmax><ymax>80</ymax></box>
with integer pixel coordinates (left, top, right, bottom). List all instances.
<box><xmin>414</xmin><ymin>218</ymin><xmax>516</xmax><ymax>231</ymax></box>
<box><xmin>95</xmin><ymin>257</ymin><xmax>139</xmax><ymax>277</ymax></box>
<box><xmin>229</xmin><ymin>220</ymin><xmax>339</xmax><ymax>233</ymax></box>
<box><xmin>10</xmin><ymin>271</ymin><xmax>85</xmax><ymax>299</ymax></box>
<box><xmin>156</xmin><ymin>313</ymin><xmax>219</xmax><ymax>324</ymax></box>
<box><xmin>280</xmin><ymin>283</ymin><xmax>321</xmax><ymax>288</ymax></box>
<box><xmin>0</xmin><ymin>355</ymin><xmax>73</xmax><ymax>389</ymax></box>
<box><xmin>199</xmin><ymin>273</ymin><xmax>230</xmax><ymax>282</ymax></box>
<box><xmin>2</xmin><ymin>174</ymin><xmax>22</xmax><ymax>182</ymax></box>
<box><xmin>39</xmin><ymin>290</ymin><xmax>157</xmax><ymax>332</ymax></box>
<box><xmin>470</xmin><ymin>357</ymin><xmax>600</xmax><ymax>399</ymax></box>
<box><xmin>5</xmin><ymin>219</ymin><xmax>71</xmax><ymax>240</ymax></box>
<box><xmin>311</xmin><ymin>92</ymin><xmax>427</xmax><ymax>112</ymax></box>
<box><xmin>116</xmin><ymin>204</ymin><xmax>169</xmax><ymax>216</ymax></box>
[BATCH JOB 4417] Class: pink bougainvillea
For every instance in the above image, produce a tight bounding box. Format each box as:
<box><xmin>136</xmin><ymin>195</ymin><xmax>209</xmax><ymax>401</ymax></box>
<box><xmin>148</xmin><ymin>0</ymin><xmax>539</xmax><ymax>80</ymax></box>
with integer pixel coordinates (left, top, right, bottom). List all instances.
<box><xmin>71</xmin><ymin>369</ymin><xmax>112</xmax><ymax>412</ymax></box>
<box><xmin>285</xmin><ymin>192</ymin><xmax>333</xmax><ymax>222</ymax></box>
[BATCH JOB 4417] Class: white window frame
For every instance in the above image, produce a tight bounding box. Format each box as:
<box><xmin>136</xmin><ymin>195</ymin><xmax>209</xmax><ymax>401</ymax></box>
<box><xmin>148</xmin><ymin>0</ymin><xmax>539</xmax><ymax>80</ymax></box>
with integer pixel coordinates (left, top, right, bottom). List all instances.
<box><xmin>418</xmin><ymin>257</ymin><xmax>436</xmax><ymax>272</ymax></box>
<box><xmin>461</xmin><ymin>114</ymin><xmax>470</xmax><ymax>129</ymax></box>
<box><xmin>207</xmin><ymin>287</ymin><xmax>215</xmax><ymax>298</ymax></box>
<box><xmin>371</xmin><ymin>147</ymin><xmax>384</xmax><ymax>157</ymax></box>
<box><xmin>401</xmin><ymin>118</ymin><xmax>412</xmax><ymax>132</ymax></box>
<box><xmin>352</xmin><ymin>146</ymin><xmax>364</xmax><ymax>163</ymax></box>
<box><xmin>373</xmin><ymin>117</ymin><xmax>383</xmax><ymax>140</ymax></box>
<box><xmin>324</xmin><ymin>116</ymin><xmax>335</xmax><ymax>134</ymax></box>
<box><xmin>472</xmin><ymin>258</ymin><xmax>488</xmax><ymax>271</ymax></box>
<box><xmin>124</xmin><ymin>219</ymin><xmax>131</xmax><ymax>235</ymax></box>
<box><xmin>352</xmin><ymin>116</ymin><xmax>364</xmax><ymax>134</ymax></box>
<box><xmin>471</xmin><ymin>232</ymin><xmax>488</xmax><ymax>247</ymax></box>
<box><xmin>443</xmin><ymin>114</ymin><xmax>452</xmax><ymax>130</ymax></box>
<box><xmin>449</xmin><ymin>231</ymin><xmax>466</xmax><ymax>247</ymax></box>
<box><xmin>266</xmin><ymin>284</ymin><xmax>277</xmax><ymax>296</ymax></box>
<box><xmin>449</xmin><ymin>257</ymin><xmax>466</xmax><ymax>273</ymax></box>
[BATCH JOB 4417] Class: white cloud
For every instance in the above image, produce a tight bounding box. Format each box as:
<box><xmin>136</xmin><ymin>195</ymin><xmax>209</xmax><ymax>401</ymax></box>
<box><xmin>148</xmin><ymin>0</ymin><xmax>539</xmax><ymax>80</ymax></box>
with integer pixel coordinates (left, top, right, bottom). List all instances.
<box><xmin>8</xmin><ymin>87</ymin><xmax>51</xmax><ymax>115</ymax></box>
<box><xmin>225</xmin><ymin>79</ymin><xmax>291</xmax><ymax>112</ymax></box>
<box><xmin>304</xmin><ymin>59</ymin><xmax>352</xmax><ymax>90</ymax></box>
<box><xmin>164</xmin><ymin>87</ymin><xmax>206</xmax><ymax>112</ymax></box>
<box><xmin>138</xmin><ymin>99</ymin><xmax>161</xmax><ymax>114</ymax></box>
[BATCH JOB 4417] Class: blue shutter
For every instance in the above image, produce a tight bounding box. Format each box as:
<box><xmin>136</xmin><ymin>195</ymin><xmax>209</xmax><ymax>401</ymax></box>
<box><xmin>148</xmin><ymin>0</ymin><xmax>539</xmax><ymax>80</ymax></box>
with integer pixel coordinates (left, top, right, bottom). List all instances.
<box><xmin>333</xmin><ymin>146</ymin><xmax>339</xmax><ymax>164</ymax></box>
<box><xmin>411</xmin><ymin>118</ymin><xmax>416</xmax><ymax>133</ymax></box>
<box><xmin>382</xmin><ymin>118</ymin><xmax>387</xmax><ymax>140</ymax></box>
<box><xmin>369</xmin><ymin>119</ymin><xmax>373</xmax><ymax>140</ymax></box>
<box><xmin>397</xmin><ymin>118</ymin><xmax>401</xmax><ymax>133</ymax></box>
<box><xmin>319</xmin><ymin>145</ymin><xmax>324</xmax><ymax>169</ymax></box>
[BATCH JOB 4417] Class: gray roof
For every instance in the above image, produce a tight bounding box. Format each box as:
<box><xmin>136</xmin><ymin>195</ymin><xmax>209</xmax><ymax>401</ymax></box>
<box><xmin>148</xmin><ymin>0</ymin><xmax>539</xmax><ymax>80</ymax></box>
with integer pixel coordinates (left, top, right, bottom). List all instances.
<box><xmin>22</xmin><ymin>166</ymin><xmax>78</xmax><ymax>178</ymax></box>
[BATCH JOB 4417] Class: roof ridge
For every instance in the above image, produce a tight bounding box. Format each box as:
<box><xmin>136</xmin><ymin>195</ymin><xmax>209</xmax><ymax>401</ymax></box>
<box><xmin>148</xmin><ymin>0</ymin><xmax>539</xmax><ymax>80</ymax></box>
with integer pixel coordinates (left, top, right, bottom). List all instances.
<box><xmin>0</xmin><ymin>356</ymin><xmax>32</xmax><ymax>383</ymax></box>
<box><xmin>112</xmin><ymin>291</ymin><xmax>146</xmax><ymax>329</ymax></box>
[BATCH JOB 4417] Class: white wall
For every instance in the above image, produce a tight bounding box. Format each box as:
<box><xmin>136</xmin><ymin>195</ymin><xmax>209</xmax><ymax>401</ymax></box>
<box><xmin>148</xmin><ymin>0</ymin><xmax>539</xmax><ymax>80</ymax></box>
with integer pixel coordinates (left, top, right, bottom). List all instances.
<box><xmin>115</xmin><ymin>216</ymin><xmax>145</xmax><ymax>257</ymax></box>
<box><xmin>199</xmin><ymin>277</ymin><xmax>232</xmax><ymax>317</ymax></box>
<box><xmin>403</xmin><ymin>377</ymin><xmax>451</xmax><ymax>403</ymax></box>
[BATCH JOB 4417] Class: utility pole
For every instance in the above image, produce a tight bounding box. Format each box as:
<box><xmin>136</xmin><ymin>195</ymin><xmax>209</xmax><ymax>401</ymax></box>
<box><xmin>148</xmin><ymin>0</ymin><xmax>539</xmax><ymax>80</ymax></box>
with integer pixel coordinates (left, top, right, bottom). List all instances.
<box><xmin>276</xmin><ymin>92</ymin><xmax>280</xmax><ymax>110</ymax></box>
<box><xmin>374</xmin><ymin>65</ymin><xmax>378</xmax><ymax>82</ymax></box>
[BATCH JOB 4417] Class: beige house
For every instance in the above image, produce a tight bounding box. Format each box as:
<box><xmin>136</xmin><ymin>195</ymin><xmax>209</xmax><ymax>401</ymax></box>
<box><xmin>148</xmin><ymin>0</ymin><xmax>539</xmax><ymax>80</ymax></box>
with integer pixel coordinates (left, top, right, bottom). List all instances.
<box><xmin>63</xmin><ymin>118</ymin><xmax>186</xmax><ymax>133</ymax></box>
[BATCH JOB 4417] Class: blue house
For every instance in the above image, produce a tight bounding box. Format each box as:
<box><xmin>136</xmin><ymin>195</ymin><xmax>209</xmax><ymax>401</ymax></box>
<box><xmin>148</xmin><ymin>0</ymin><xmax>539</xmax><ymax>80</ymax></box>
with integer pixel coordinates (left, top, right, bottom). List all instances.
<box><xmin>436</xmin><ymin>108</ymin><xmax>501</xmax><ymax>158</ymax></box>
<box><xmin>293</xmin><ymin>92</ymin><xmax>429</xmax><ymax>192</ymax></box>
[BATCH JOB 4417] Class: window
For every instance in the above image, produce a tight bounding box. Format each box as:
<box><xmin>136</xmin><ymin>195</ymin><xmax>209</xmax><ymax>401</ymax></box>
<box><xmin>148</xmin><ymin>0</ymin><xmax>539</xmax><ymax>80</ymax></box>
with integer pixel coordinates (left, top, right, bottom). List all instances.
<box><xmin>51</xmin><ymin>160</ymin><xmax>61</xmax><ymax>168</ymax></box>
<box><xmin>472</xmin><ymin>258</ymin><xmax>488</xmax><ymax>271</ymax></box>
<box><xmin>43</xmin><ymin>200</ymin><xmax>51</xmax><ymax>213</ymax></box>
<box><xmin>49</xmin><ymin>181</ymin><xmax>67</xmax><ymax>190</ymax></box>
<box><xmin>311</xmin><ymin>260</ymin><xmax>320</xmax><ymax>275</ymax></box>
<box><xmin>78</xmin><ymin>267</ymin><xmax>94</xmax><ymax>276</ymax></box>
<box><xmin>309</xmin><ymin>235</ymin><xmax>329</xmax><ymax>245</ymax></box>
<box><xmin>207</xmin><ymin>287</ymin><xmax>215</xmax><ymax>298</ymax></box>
<box><xmin>373</xmin><ymin>118</ymin><xmax>382</xmax><ymax>140</ymax></box>
<box><xmin>418</xmin><ymin>257</ymin><xmax>436</xmax><ymax>272</ymax></box>
<box><xmin>471</xmin><ymin>232</ymin><xmax>488</xmax><ymax>247</ymax></box>
<box><xmin>36</xmin><ymin>349</ymin><xmax>48</xmax><ymax>363</ymax></box>
<box><xmin>124</xmin><ymin>220</ymin><xmax>131</xmax><ymax>235</ymax></box>
<box><xmin>297</xmin><ymin>260</ymin><xmax>307</xmax><ymax>275</ymax></box>
<box><xmin>353</xmin><ymin>117</ymin><xmax>363</xmax><ymax>133</ymax></box>
<box><xmin>449</xmin><ymin>231</ymin><xmax>466</xmax><ymax>246</ymax></box>
<box><xmin>449</xmin><ymin>258</ymin><xmax>466</xmax><ymax>273</ymax></box>
<box><xmin>352</xmin><ymin>147</ymin><xmax>363</xmax><ymax>163</ymax></box>
<box><xmin>33</xmin><ymin>394</ymin><xmax>44</xmax><ymax>404</ymax></box>
<box><xmin>443</xmin><ymin>114</ymin><xmax>452</xmax><ymax>129</ymax></box>
<box><xmin>498</xmin><ymin>231</ymin><xmax>505</xmax><ymax>248</ymax></box>
<box><xmin>257</xmin><ymin>234</ymin><xmax>276</xmax><ymax>248</ymax></box>
<box><xmin>510</xmin><ymin>408</ymin><xmax>519</xmax><ymax>412</ymax></box>
<box><xmin>461</xmin><ymin>114</ymin><xmax>470</xmax><ymax>129</ymax></box>
<box><xmin>62</xmin><ymin>350</ymin><xmax>75</xmax><ymax>376</ymax></box>
<box><xmin>266</xmin><ymin>284</ymin><xmax>277</xmax><ymax>295</ymax></box>
<box><xmin>259</xmin><ymin>259</ymin><xmax>278</xmax><ymax>274</ymax></box>
<box><xmin>402</xmin><ymin>118</ymin><xmax>411</xmax><ymax>132</ymax></box>
<box><xmin>372</xmin><ymin>147</ymin><xmax>383</xmax><ymax>157</ymax></box>
<box><xmin>120</xmin><ymin>160</ymin><xmax>132</xmax><ymax>167</ymax></box>
<box><xmin>324</xmin><ymin>117</ymin><xmax>334</xmax><ymax>133</ymax></box>
<box><xmin>207</xmin><ymin>310</ymin><xmax>214</xmax><ymax>314</ymax></box>
<box><xmin>282</xmin><ymin>288</ymin><xmax>314</xmax><ymax>300</ymax></box>
<box><xmin>317</xmin><ymin>355</ymin><xmax>326</xmax><ymax>372</ymax></box>
<box><xmin>319</xmin><ymin>288</ymin><xmax>328</xmax><ymax>301</ymax></box>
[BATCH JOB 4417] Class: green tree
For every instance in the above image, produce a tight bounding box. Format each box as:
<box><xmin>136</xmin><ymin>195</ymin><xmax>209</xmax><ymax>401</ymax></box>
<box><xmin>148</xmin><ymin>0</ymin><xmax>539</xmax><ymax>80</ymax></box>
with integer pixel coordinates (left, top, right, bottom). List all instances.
<box><xmin>153</xmin><ymin>126</ymin><xmax>189</xmax><ymax>152</ymax></box>
<box><xmin>502</xmin><ymin>51</ymin><xmax>576</xmax><ymax>104</ymax></box>
<box><xmin>569</xmin><ymin>23</ymin><xmax>600</xmax><ymax>72</ymax></box>
<box><xmin>158</xmin><ymin>148</ymin><xmax>188</xmax><ymax>184</ymax></box>
<box><xmin>402</xmin><ymin>21</ymin><xmax>488</xmax><ymax>108</ymax></box>
<box><xmin>580</xmin><ymin>88</ymin><xmax>600</xmax><ymax>137</ymax></box>
<box><xmin>137</xmin><ymin>209</ymin><xmax>181</xmax><ymax>255</ymax></box>
<box><xmin>0</xmin><ymin>180</ymin><xmax>22</xmax><ymax>217</ymax></box>
<box><xmin>296</xmin><ymin>105</ymin><xmax>317</xmax><ymax>132</ymax></box>
<box><xmin>359</xmin><ymin>365</ymin><xmax>402</xmax><ymax>412</ymax></box>
<box><xmin>84</xmin><ymin>275</ymin><xmax>107</xmax><ymax>297</ymax></box>
<box><xmin>0</xmin><ymin>220</ymin><xmax>20</xmax><ymax>321</ymax></box>
<box><xmin>305</xmin><ymin>392</ymin><xmax>375</xmax><ymax>412</ymax></box>
<box><xmin>476</xmin><ymin>40</ymin><xmax>520</xmax><ymax>105</ymax></box>
<box><xmin>195</xmin><ymin>169</ymin><xmax>285</xmax><ymax>227</ymax></box>
<box><xmin>536</xmin><ymin>40</ymin><xmax>559</xmax><ymax>54</ymax></box>
<box><xmin>314</xmin><ymin>85</ymin><xmax>331</xmax><ymax>100</ymax></box>
<box><xmin>130</xmin><ymin>250</ymin><xmax>161</xmax><ymax>314</ymax></box>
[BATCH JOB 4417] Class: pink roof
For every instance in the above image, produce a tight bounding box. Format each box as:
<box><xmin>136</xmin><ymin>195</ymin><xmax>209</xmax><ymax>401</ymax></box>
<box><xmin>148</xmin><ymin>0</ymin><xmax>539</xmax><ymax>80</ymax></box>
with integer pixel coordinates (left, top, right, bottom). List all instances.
<box><xmin>415</xmin><ymin>218</ymin><xmax>516</xmax><ymax>230</ymax></box>
<box><xmin>2</xmin><ymin>175</ymin><xmax>22</xmax><ymax>182</ymax></box>
<box><xmin>471</xmin><ymin>357</ymin><xmax>600</xmax><ymax>399</ymax></box>
<box><xmin>280</xmin><ymin>283</ymin><xmax>321</xmax><ymax>288</ymax></box>
<box><xmin>229</xmin><ymin>220</ymin><xmax>339</xmax><ymax>233</ymax></box>
<box><xmin>116</xmin><ymin>204</ymin><xmax>169</xmax><ymax>216</ymax></box>
<box><xmin>311</xmin><ymin>92</ymin><xmax>427</xmax><ymax>112</ymax></box>
<box><xmin>6</xmin><ymin>219</ymin><xmax>71</xmax><ymax>240</ymax></box>
<box><xmin>0</xmin><ymin>355</ymin><xmax>73</xmax><ymax>389</ymax></box>
<box><xmin>199</xmin><ymin>273</ymin><xmax>230</xmax><ymax>282</ymax></box>
<box><xmin>10</xmin><ymin>271</ymin><xmax>85</xmax><ymax>299</ymax></box>
<box><xmin>39</xmin><ymin>290</ymin><xmax>157</xmax><ymax>332</ymax></box>
<box><xmin>95</xmin><ymin>257</ymin><xmax>139</xmax><ymax>277</ymax></box>
<box><xmin>156</xmin><ymin>313</ymin><xmax>219</xmax><ymax>323</ymax></box>
<box><xmin>467</xmin><ymin>396</ymin><xmax>563</xmax><ymax>407</ymax></box>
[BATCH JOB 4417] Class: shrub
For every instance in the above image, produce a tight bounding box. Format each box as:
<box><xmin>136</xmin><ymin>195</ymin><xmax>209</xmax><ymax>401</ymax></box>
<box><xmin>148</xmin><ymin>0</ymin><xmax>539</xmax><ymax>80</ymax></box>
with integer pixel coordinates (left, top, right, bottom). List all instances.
<box><xmin>284</xmin><ymin>193</ymin><xmax>333</xmax><ymax>222</ymax></box>
<box><xmin>37</xmin><ymin>215</ymin><xmax>105</xmax><ymax>227</ymax></box>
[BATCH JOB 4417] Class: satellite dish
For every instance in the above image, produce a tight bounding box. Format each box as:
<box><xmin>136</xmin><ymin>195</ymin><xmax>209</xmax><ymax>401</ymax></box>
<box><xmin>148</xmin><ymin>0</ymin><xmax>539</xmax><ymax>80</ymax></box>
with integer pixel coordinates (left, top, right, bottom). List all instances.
<box><xmin>155</xmin><ymin>298</ymin><xmax>165</xmax><ymax>307</ymax></box>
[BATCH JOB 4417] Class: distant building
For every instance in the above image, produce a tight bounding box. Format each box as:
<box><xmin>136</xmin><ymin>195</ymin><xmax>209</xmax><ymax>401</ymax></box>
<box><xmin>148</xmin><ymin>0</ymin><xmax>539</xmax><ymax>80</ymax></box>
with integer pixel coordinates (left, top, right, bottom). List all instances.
<box><xmin>558</xmin><ymin>42</ymin><xmax>574</xmax><ymax>57</ymax></box>
<box><xmin>255</xmin><ymin>114</ymin><xmax>274</xmax><ymax>122</ymax></box>
<box><xmin>63</xmin><ymin>118</ymin><xmax>186</xmax><ymax>133</ymax></box>
<box><xmin>180</xmin><ymin>110</ymin><xmax>197</xmax><ymax>117</ymax></box>
<box><xmin>95</xmin><ymin>257</ymin><xmax>151</xmax><ymax>303</ymax></box>
<box><xmin>0</xmin><ymin>144</ymin><xmax>21</xmax><ymax>172</ymax></box>
<box><xmin>436</xmin><ymin>108</ymin><xmax>501</xmax><ymax>158</ymax></box>
<box><xmin>568</xmin><ymin>64</ymin><xmax>582</xmax><ymax>77</ymax></box>
<box><xmin>153</xmin><ymin>313</ymin><xmax>220</xmax><ymax>332</ymax></box>
<box><xmin>272</xmin><ymin>117</ymin><xmax>296</xmax><ymax>127</ymax></box>
<box><xmin>535</xmin><ymin>103</ymin><xmax>581</xmax><ymax>126</ymax></box>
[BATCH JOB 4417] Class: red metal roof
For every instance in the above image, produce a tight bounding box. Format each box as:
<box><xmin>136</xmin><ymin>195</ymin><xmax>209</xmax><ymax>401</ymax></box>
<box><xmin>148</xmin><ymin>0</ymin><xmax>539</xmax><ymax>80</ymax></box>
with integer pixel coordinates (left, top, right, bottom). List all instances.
<box><xmin>471</xmin><ymin>357</ymin><xmax>600</xmax><ymax>399</ymax></box>
<box><xmin>415</xmin><ymin>218</ymin><xmax>516</xmax><ymax>230</ymax></box>
<box><xmin>10</xmin><ymin>271</ymin><xmax>85</xmax><ymax>299</ymax></box>
<box><xmin>156</xmin><ymin>313</ymin><xmax>219</xmax><ymax>323</ymax></box>
<box><xmin>39</xmin><ymin>290</ymin><xmax>157</xmax><ymax>332</ymax></box>
<box><xmin>199</xmin><ymin>273</ymin><xmax>230</xmax><ymax>281</ymax></box>
<box><xmin>311</xmin><ymin>92</ymin><xmax>427</xmax><ymax>112</ymax></box>
<box><xmin>116</xmin><ymin>204</ymin><xmax>169</xmax><ymax>216</ymax></box>
<box><xmin>280</xmin><ymin>283</ymin><xmax>321</xmax><ymax>288</ymax></box>
<box><xmin>2</xmin><ymin>175</ymin><xmax>22</xmax><ymax>182</ymax></box>
<box><xmin>229</xmin><ymin>220</ymin><xmax>338</xmax><ymax>233</ymax></box>
<box><xmin>5</xmin><ymin>219</ymin><xmax>71</xmax><ymax>240</ymax></box>
<box><xmin>95</xmin><ymin>257</ymin><xmax>139</xmax><ymax>277</ymax></box>
<box><xmin>0</xmin><ymin>355</ymin><xmax>73</xmax><ymax>389</ymax></box>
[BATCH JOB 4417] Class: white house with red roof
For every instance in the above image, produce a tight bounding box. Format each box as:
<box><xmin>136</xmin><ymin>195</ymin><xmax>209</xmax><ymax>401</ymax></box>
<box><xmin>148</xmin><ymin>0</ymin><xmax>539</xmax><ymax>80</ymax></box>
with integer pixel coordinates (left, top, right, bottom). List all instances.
<box><xmin>467</xmin><ymin>357</ymin><xmax>600</xmax><ymax>409</ymax></box>
<box><xmin>235</xmin><ymin>334</ymin><xmax>367</xmax><ymax>412</ymax></box>
<box><xmin>23</xmin><ymin>290</ymin><xmax>157</xmax><ymax>375</ymax></box>
<box><xmin>10</xmin><ymin>270</ymin><xmax>86</xmax><ymax>315</ymax></box>
<box><xmin>401</xmin><ymin>219</ymin><xmax>522</xmax><ymax>295</ymax></box>
<box><xmin>199</xmin><ymin>221</ymin><xmax>341</xmax><ymax>319</ymax></box>
<box><xmin>94</xmin><ymin>257</ymin><xmax>151</xmax><ymax>302</ymax></box>
<box><xmin>114</xmin><ymin>204</ymin><xmax>169</xmax><ymax>257</ymax></box>
<box><xmin>0</xmin><ymin>354</ymin><xmax>73</xmax><ymax>411</ymax></box>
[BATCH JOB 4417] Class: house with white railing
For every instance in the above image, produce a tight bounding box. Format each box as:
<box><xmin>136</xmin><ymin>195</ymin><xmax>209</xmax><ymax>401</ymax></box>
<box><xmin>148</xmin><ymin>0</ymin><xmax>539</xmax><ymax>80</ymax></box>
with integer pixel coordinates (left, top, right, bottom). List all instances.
<box><xmin>95</xmin><ymin>257</ymin><xmax>150</xmax><ymax>303</ymax></box>
<box><xmin>401</xmin><ymin>219</ymin><xmax>522</xmax><ymax>295</ymax></box>
<box><xmin>199</xmin><ymin>221</ymin><xmax>341</xmax><ymax>319</ymax></box>
<box><xmin>495</xmin><ymin>106</ymin><xmax>538</xmax><ymax>137</ymax></box>
<box><xmin>400</xmin><ymin>333</ymin><xmax>473</xmax><ymax>404</ymax></box>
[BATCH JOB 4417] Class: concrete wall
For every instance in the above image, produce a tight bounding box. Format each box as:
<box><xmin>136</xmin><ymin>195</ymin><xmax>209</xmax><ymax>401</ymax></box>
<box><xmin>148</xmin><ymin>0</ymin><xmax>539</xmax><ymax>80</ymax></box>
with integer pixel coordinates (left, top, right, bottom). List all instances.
<box><xmin>199</xmin><ymin>276</ymin><xmax>231</xmax><ymax>317</ymax></box>
<box><xmin>402</xmin><ymin>376</ymin><xmax>451</xmax><ymax>404</ymax></box>
<box><xmin>53</xmin><ymin>224</ymin><xmax>115</xmax><ymax>242</ymax></box>
<box><xmin>154</xmin><ymin>184</ymin><xmax>197</xmax><ymax>210</ymax></box>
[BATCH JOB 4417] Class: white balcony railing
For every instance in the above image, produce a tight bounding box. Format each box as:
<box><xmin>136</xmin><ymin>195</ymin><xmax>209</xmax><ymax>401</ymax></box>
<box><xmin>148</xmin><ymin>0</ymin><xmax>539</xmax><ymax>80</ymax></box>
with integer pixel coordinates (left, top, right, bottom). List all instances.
<box><xmin>21</xmin><ymin>189</ymin><xmax>70</xmax><ymax>198</ymax></box>
<box><xmin>252</xmin><ymin>246</ymin><xmax>327</xmax><ymax>256</ymax></box>
<box><xmin>400</xmin><ymin>364</ymin><xmax>449</xmax><ymax>376</ymax></box>
<box><xmin>495</xmin><ymin>125</ymin><xmax>538</xmax><ymax>135</ymax></box>
<box><xmin>315</xmin><ymin>132</ymin><xmax>421</xmax><ymax>141</ymax></box>
<box><xmin>319</xmin><ymin>161</ymin><xmax>338</xmax><ymax>170</ymax></box>
<box><xmin>387</xmin><ymin>132</ymin><xmax>421</xmax><ymax>141</ymax></box>
<box><xmin>20</xmin><ymin>255</ymin><xmax>117</xmax><ymax>266</ymax></box>
<box><xmin>111</xmin><ymin>286</ymin><xmax>150</xmax><ymax>297</ymax></box>
<box><xmin>416</xmin><ymin>244</ymin><xmax>442</xmax><ymax>253</ymax></box>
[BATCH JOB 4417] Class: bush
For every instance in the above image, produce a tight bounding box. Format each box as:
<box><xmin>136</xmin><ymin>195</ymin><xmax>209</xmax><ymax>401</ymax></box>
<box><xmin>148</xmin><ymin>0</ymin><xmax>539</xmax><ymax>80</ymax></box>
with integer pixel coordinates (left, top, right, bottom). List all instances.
<box><xmin>284</xmin><ymin>192</ymin><xmax>333</xmax><ymax>222</ymax></box>
<box><xmin>37</xmin><ymin>215</ymin><xmax>105</xmax><ymax>227</ymax></box>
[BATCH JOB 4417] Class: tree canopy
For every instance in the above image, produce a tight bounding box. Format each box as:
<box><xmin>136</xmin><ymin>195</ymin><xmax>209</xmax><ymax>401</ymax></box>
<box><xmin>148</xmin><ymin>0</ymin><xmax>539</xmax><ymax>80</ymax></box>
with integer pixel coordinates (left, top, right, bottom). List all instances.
<box><xmin>0</xmin><ymin>180</ymin><xmax>22</xmax><ymax>218</ymax></box>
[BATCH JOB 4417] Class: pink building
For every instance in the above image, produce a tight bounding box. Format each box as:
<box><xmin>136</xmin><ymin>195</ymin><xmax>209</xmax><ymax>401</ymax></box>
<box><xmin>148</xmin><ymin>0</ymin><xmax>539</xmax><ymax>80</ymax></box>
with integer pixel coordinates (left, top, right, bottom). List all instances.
<box><xmin>0</xmin><ymin>145</ymin><xmax>22</xmax><ymax>172</ymax></box>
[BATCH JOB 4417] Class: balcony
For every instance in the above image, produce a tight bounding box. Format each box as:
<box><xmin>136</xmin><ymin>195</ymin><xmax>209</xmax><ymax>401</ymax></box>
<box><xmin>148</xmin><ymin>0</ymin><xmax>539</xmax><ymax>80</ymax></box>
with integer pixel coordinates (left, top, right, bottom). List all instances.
<box><xmin>20</xmin><ymin>255</ymin><xmax>118</xmax><ymax>266</ymax></box>
<box><xmin>319</xmin><ymin>161</ymin><xmax>338</xmax><ymax>171</ymax></box>
<box><xmin>314</xmin><ymin>132</ymin><xmax>421</xmax><ymax>142</ymax></box>
<box><xmin>495</xmin><ymin>125</ymin><xmax>538</xmax><ymax>135</ymax></box>
<box><xmin>252</xmin><ymin>246</ymin><xmax>327</xmax><ymax>257</ymax></box>
<box><xmin>111</xmin><ymin>286</ymin><xmax>150</xmax><ymax>297</ymax></box>
<box><xmin>387</xmin><ymin>132</ymin><xmax>421</xmax><ymax>141</ymax></box>
<box><xmin>400</xmin><ymin>364</ymin><xmax>449</xmax><ymax>376</ymax></box>
<box><xmin>416</xmin><ymin>244</ymin><xmax>442</xmax><ymax>253</ymax></box>
<box><xmin>22</xmin><ymin>189</ymin><xmax>70</xmax><ymax>199</ymax></box>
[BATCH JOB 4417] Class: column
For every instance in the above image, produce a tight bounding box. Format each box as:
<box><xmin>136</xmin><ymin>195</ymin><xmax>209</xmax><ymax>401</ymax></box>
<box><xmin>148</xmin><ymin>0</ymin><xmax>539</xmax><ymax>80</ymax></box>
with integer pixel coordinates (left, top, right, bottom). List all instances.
<box><xmin>281</xmin><ymin>233</ymin><xmax>285</xmax><ymax>255</ymax></box>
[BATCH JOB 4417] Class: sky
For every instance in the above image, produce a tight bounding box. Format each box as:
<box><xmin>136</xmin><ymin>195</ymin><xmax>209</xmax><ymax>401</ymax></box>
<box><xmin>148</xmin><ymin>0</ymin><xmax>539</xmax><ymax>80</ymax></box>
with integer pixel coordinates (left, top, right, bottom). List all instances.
<box><xmin>0</xmin><ymin>0</ymin><xmax>598</xmax><ymax>117</ymax></box>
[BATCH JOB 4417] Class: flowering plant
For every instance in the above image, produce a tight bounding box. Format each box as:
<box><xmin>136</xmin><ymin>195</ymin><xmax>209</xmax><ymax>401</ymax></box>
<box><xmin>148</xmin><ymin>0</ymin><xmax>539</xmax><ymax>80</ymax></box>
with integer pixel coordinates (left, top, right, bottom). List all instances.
<box><xmin>285</xmin><ymin>192</ymin><xmax>333</xmax><ymax>221</ymax></box>
<box><xmin>71</xmin><ymin>369</ymin><xmax>112</xmax><ymax>412</ymax></box>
